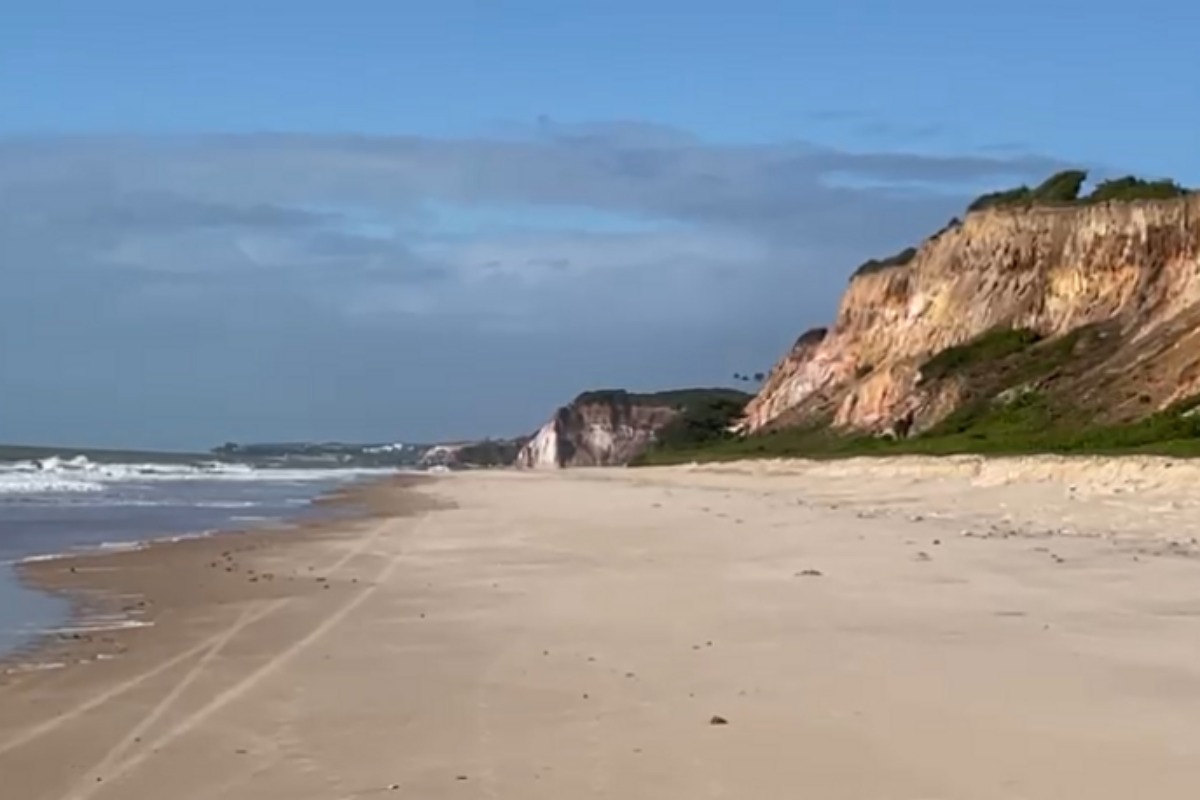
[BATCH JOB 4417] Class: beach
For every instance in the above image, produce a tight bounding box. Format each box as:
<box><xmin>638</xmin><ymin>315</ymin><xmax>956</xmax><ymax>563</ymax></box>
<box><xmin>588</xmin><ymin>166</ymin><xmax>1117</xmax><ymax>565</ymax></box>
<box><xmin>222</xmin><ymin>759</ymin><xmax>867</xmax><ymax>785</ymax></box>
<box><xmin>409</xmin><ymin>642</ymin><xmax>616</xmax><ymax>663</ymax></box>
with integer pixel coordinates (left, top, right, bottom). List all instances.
<box><xmin>4</xmin><ymin>459</ymin><xmax>1200</xmax><ymax>798</ymax></box>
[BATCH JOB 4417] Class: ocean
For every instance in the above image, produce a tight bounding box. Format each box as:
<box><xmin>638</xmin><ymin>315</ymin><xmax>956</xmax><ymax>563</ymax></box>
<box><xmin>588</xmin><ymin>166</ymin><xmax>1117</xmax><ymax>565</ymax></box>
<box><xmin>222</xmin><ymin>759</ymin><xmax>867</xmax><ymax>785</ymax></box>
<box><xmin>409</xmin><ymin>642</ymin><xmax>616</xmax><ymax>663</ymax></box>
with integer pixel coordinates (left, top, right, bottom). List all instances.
<box><xmin>0</xmin><ymin>455</ymin><xmax>393</xmax><ymax>659</ymax></box>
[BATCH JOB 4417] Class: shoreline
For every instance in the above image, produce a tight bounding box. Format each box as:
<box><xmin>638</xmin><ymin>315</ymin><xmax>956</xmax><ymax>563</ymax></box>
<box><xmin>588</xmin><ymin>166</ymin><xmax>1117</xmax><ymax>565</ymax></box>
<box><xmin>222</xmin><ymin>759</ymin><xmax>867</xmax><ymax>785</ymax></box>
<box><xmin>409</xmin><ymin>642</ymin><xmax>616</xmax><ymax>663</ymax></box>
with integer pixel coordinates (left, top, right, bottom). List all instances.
<box><xmin>0</xmin><ymin>473</ymin><xmax>431</xmax><ymax>680</ymax></box>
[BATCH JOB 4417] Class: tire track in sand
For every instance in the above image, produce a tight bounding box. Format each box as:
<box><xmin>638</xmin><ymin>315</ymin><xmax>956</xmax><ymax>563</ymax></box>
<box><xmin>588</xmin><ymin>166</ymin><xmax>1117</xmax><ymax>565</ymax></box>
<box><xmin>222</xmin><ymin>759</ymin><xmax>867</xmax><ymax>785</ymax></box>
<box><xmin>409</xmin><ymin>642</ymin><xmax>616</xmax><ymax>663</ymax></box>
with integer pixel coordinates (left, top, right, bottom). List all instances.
<box><xmin>58</xmin><ymin>600</ymin><xmax>287</xmax><ymax>797</ymax></box>
<box><xmin>66</xmin><ymin>519</ymin><xmax>417</xmax><ymax>800</ymax></box>
<box><xmin>0</xmin><ymin>517</ymin><xmax>395</xmax><ymax>760</ymax></box>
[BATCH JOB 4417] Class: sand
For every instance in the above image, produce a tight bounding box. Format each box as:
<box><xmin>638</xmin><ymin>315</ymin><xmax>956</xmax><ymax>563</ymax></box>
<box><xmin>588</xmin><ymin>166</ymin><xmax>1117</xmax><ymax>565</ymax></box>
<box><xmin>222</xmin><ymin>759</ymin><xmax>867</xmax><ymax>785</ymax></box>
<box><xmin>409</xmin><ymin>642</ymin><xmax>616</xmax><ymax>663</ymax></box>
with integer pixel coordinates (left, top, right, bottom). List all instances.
<box><xmin>4</xmin><ymin>458</ymin><xmax>1200</xmax><ymax>798</ymax></box>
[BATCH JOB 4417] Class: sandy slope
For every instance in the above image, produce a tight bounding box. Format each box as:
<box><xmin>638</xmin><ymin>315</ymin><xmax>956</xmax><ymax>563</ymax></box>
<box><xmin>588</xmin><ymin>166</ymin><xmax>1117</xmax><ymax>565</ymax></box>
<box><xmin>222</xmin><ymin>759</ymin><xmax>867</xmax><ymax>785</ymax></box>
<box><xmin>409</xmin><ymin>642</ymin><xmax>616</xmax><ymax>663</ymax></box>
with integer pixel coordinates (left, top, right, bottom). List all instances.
<box><xmin>4</xmin><ymin>459</ymin><xmax>1200</xmax><ymax>798</ymax></box>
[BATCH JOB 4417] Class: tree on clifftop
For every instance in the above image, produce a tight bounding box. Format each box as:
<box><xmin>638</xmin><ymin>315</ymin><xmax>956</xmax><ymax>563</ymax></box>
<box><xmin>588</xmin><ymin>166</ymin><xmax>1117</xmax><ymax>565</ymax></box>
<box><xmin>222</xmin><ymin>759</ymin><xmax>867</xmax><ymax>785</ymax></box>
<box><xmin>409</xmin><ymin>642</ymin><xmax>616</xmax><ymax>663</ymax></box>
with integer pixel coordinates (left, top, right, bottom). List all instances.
<box><xmin>967</xmin><ymin>169</ymin><xmax>1189</xmax><ymax>212</ymax></box>
<box><xmin>1088</xmin><ymin>176</ymin><xmax>1187</xmax><ymax>202</ymax></box>
<box><xmin>1033</xmin><ymin>169</ymin><xmax>1088</xmax><ymax>204</ymax></box>
<box><xmin>968</xmin><ymin>169</ymin><xmax>1088</xmax><ymax>211</ymax></box>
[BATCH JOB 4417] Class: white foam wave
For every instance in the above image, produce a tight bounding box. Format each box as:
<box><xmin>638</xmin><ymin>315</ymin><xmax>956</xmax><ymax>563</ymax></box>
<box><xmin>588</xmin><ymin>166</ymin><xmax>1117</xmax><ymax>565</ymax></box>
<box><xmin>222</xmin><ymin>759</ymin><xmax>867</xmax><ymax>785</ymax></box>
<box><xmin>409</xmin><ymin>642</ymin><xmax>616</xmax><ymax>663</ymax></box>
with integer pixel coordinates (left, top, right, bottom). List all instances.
<box><xmin>48</xmin><ymin>619</ymin><xmax>153</xmax><ymax>634</ymax></box>
<box><xmin>95</xmin><ymin>541</ymin><xmax>147</xmax><ymax>553</ymax></box>
<box><xmin>0</xmin><ymin>455</ymin><xmax>395</xmax><ymax>497</ymax></box>
<box><xmin>149</xmin><ymin>530</ymin><xmax>218</xmax><ymax>545</ymax></box>
<box><xmin>3</xmin><ymin>661</ymin><xmax>66</xmax><ymax>674</ymax></box>
<box><xmin>15</xmin><ymin>552</ymin><xmax>72</xmax><ymax>564</ymax></box>
<box><xmin>13</xmin><ymin>541</ymin><xmax>143</xmax><ymax>565</ymax></box>
<box><xmin>69</xmin><ymin>498</ymin><xmax>264</xmax><ymax>509</ymax></box>
<box><xmin>0</xmin><ymin>476</ymin><xmax>105</xmax><ymax>495</ymax></box>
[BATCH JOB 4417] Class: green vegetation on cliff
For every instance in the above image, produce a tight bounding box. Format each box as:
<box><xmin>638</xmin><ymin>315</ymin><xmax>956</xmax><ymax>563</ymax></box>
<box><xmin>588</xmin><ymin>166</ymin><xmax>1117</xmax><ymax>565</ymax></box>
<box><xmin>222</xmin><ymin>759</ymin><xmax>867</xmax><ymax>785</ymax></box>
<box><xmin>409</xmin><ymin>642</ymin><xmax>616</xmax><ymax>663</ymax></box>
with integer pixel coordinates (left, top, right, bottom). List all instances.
<box><xmin>574</xmin><ymin>388</ymin><xmax>749</xmax><ymax>408</ymax></box>
<box><xmin>454</xmin><ymin>438</ymin><xmax>529</xmax><ymax>467</ymax></box>
<box><xmin>968</xmin><ymin>170</ymin><xmax>1189</xmax><ymax>212</ymax></box>
<box><xmin>918</xmin><ymin>328</ymin><xmax>1043</xmax><ymax>383</ymax></box>
<box><xmin>636</xmin><ymin>393</ymin><xmax>1200</xmax><ymax>465</ymax></box>
<box><xmin>635</xmin><ymin>324</ymin><xmax>1200</xmax><ymax>465</ymax></box>
<box><xmin>967</xmin><ymin>169</ymin><xmax>1088</xmax><ymax>211</ymax></box>
<box><xmin>648</xmin><ymin>394</ymin><xmax>751</xmax><ymax>451</ymax></box>
<box><xmin>1086</xmin><ymin>176</ymin><xmax>1190</xmax><ymax>203</ymax></box>
<box><xmin>851</xmin><ymin>246</ymin><xmax>919</xmax><ymax>278</ymax></box>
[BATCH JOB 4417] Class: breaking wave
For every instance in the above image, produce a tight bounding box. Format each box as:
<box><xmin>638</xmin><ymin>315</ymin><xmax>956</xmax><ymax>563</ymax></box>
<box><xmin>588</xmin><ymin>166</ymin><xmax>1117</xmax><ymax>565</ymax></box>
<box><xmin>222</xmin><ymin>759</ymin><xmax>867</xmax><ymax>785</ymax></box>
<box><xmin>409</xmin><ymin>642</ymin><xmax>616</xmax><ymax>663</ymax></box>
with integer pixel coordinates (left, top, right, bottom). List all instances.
<box><xmin>0</xmin><ymin>455</ymin><xmax>394</xmax><ymax>497</ymax></box>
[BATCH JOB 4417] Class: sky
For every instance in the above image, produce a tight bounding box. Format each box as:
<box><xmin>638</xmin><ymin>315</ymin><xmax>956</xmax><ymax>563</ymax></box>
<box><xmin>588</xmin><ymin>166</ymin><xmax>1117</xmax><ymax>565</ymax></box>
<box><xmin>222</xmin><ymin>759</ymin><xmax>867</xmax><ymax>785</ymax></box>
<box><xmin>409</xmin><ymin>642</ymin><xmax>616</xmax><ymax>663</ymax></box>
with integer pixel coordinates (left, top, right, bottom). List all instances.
<box><xmin>2</xmin><ymin>0</ymin><xmax>1198</xmax><ymax>450</ymax></box>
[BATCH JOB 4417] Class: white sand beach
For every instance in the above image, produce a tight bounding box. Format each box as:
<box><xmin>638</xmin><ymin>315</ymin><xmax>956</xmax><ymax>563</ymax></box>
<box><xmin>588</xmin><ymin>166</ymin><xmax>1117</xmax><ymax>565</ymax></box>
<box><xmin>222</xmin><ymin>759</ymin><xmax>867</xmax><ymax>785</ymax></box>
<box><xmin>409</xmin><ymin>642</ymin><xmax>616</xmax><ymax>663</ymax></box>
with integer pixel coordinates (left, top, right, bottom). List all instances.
<box><xmin>4</xmin><ymin>458</ymin><xmax>1200</xmax><ymax>798</ymax></box>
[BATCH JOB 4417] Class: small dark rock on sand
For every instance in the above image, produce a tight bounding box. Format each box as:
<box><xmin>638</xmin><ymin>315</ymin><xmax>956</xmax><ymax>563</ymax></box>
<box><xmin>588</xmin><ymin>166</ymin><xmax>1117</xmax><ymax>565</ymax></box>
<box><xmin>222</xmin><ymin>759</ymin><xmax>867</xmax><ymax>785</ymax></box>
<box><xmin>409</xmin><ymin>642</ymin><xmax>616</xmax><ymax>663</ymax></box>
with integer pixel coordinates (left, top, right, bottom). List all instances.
<box><xmin>796</xmin><ymin>569</ymin><xmax>823</xmax><ymax>577</ymax></box>
<box><xmin>709</xmin><ymin>715</ymin><xmax>729</xmax><ymax>726</ymax></box>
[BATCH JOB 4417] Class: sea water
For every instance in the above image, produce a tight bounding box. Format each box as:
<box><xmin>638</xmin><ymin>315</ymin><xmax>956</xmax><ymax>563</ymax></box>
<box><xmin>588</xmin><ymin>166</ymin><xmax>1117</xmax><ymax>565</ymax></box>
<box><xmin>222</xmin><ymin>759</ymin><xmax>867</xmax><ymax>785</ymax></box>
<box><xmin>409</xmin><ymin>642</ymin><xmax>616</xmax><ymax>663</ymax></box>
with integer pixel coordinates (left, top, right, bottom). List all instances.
<box><xmin>0</xmin><ymin>456</ymin><xmax>392</xmax><ymax>659</ymax></box>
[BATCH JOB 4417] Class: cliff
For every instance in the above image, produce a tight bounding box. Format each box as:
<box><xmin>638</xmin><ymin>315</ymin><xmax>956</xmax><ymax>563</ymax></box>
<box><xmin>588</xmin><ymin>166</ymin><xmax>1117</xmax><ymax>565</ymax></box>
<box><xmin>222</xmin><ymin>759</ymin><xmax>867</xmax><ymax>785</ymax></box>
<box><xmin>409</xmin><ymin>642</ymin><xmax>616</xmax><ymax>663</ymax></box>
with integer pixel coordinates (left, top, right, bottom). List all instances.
<box><xmin>516</xmin><ymin>389</ymin><xmax>748</xmax><ymax>468</ymax></box>
<box><xmin>744</xmin><ymin>195</ymin><xmax>1200</xmax><ymax>436</ymax></box>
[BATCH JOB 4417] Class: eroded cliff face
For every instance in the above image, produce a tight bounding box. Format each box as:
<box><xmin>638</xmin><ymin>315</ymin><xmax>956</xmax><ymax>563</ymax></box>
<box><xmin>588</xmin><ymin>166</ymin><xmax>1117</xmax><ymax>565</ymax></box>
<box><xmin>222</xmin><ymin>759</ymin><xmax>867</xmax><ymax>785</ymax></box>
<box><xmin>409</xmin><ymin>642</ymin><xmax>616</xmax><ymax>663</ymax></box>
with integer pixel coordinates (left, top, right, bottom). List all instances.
<box><xmin>515</xmin><ymin>394</ymin><xmax>682</xmax><ymax>468</ymax></box>
<box><xmin>744</xmin><ymin>197</ymin><xmax>1200</xmax><ymax>434</ymax></box>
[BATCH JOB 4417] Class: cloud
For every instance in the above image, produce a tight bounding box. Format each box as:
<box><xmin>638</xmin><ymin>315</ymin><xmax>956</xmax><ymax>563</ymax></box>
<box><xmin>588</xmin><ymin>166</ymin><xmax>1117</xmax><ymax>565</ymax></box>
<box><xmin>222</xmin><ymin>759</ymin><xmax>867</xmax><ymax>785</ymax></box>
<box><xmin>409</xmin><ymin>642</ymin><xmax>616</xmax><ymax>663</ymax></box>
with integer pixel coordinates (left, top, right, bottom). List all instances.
<box><xmin>0</xmin><ymin>123</ymin><xmax>1070</xmax><ymax>447</ymax></box>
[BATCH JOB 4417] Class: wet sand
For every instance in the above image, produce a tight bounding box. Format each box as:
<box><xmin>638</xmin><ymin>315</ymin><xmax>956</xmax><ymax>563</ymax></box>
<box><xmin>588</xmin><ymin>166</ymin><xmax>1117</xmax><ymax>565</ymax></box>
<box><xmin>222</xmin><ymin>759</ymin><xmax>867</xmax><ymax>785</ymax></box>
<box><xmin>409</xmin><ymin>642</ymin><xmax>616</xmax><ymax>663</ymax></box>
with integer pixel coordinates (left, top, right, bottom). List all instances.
<box><xmin>4</xmin><ymin>460</ymin><xmax>1200</xmax><ymax>798</ymax></box>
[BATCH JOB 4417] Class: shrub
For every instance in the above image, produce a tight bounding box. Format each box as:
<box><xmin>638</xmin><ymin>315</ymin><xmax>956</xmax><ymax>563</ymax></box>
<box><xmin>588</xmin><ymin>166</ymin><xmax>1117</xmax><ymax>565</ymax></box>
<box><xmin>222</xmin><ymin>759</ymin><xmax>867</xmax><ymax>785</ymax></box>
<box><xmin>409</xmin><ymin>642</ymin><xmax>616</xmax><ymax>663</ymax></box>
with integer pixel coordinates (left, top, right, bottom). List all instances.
<box><xmin>852</xmin><ymin>246</ymin><xmax>918</xmax><ymax>278</ymax></box>
<box><xmin>967</xmin><ymin>185</ymin><xmax>1033</xmax><ymax>212</ymax></box>
<box><xmin>1032</xmin><ymin>169</ymin><xmax>1088</xmax><ymax>203</ymax></box>
<box><xmin>1085</xmin><ymin>176</ymin><xmax>1188</xmax><ymax>203</ymax></box>
<box><xmin>455</xmin><ymin>438</ymin><xmax>527</xmax><ymax>467</ymax></box>
<box><xmin>652</xmin><ymin>396</ymin><xmax>749</xmax><ymax>450</ymax></box>
<box><xmin>919</xmin><ymin>328</ymin><xmax>1042</xmax><ymax>383</ymax></box>
<box><xmin>574</xmin><ymin>388</ymin><xmax>749</xmax><ymax>408</ymax></box>
<box><xmin>968</xmin><ymin>170</ymin><xmax>1189</xmax><ymax>213</ymax></box>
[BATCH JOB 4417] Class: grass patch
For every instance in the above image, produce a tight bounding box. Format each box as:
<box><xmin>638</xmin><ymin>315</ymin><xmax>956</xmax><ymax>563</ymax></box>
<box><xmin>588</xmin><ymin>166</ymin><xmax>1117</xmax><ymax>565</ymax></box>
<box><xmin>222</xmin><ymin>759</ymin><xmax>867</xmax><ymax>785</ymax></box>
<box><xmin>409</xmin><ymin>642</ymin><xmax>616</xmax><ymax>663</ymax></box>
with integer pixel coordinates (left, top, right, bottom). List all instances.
<box><xmin>636</xmin><ymin>324</ymin><xmax>1200</xmax><ymax>465</ymax></box>
<box><xmin>919</xmin><ymin>328</ymin><xmax>1042</xmax><ymax>383</ymax></box>
<box><xmin>637</xmin><ymin>394</ymin><xmax>1200</xmax><ymax>465</ymax></box>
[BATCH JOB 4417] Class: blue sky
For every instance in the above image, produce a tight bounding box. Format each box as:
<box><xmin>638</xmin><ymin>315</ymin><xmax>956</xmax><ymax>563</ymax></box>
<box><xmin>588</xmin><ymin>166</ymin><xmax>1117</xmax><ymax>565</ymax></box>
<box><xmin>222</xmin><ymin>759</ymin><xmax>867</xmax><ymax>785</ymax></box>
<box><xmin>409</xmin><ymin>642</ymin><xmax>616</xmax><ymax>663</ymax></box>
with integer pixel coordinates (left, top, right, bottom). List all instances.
<box><xmin>2</xmin><ymin>1</ymin><xmax>1197</xmax><ymax>449</ymax></box>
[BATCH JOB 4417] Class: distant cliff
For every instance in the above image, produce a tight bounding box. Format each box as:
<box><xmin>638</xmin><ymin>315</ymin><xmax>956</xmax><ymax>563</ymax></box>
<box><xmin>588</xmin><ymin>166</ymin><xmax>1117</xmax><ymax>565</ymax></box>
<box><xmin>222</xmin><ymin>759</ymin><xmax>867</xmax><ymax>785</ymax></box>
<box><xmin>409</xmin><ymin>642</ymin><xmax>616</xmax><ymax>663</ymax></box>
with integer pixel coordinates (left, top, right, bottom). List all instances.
<box><xmin>516</xmin><ymin>389</ymin><xmax>750</xmax><ymax>468</ymax></box>
<box><xmin>743</xmin><ymin>192</ymin><xmax>1200</xmax><ymax>438</ymax></box>
<box><xmin>419</xmin><ymin>437</ymin><xmax>530</xmax><ymax>469</ymax></box>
